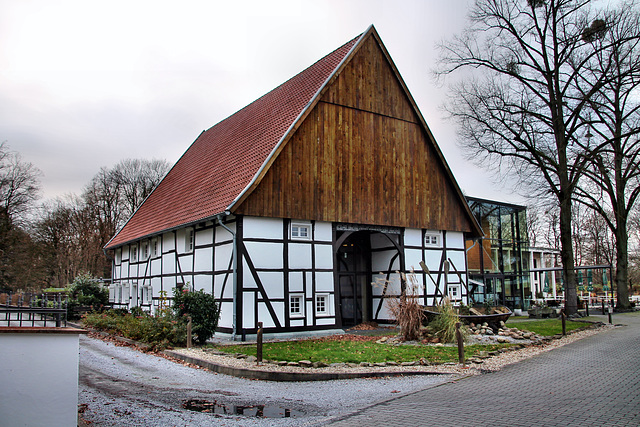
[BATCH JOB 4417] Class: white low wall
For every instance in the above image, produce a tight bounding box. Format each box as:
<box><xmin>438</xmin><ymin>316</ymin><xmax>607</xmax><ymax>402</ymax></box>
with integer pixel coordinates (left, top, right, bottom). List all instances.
<box><xmin>0</xmin><ymin>327</ymin><xmax>86</xmax><ymax>427</ymax></box>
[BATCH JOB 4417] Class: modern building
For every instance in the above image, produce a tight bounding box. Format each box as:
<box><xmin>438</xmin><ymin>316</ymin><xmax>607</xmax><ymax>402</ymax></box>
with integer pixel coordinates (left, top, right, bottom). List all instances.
<box><xmin>465</xmin><ymin>197</ymin><xmax>531</xmax><ymax>311</ymax></box>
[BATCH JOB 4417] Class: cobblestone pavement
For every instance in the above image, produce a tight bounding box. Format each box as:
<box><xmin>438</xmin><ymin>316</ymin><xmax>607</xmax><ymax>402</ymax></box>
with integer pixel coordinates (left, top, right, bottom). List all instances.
<box><xmin>322</xmin><ymin>313</ymin><xmax>640</xmax><ymax>427</ymax></box>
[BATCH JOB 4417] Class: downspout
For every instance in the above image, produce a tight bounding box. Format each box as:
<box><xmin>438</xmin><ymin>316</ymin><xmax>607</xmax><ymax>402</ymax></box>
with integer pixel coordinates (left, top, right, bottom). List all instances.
<box><xmin>216</xmin><ymin>213</ymin><xmax>238</xmax><ymax>341</ymax></box>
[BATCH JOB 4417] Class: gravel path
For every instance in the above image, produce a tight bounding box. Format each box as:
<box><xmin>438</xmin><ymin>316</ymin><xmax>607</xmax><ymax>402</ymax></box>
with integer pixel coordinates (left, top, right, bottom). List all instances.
<box><xmin>79</xmin><ymin>322</ymin><xmax>611</xmax><ymax>426</ymax></box>
<box><xmin>79</xmin><ymin>336</ymin><xmax>456</xmax><ymax>426</ymax></box>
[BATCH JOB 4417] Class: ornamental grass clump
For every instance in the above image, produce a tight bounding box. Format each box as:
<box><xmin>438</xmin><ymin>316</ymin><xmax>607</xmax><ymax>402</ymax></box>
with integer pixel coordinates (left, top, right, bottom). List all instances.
<box><xmin>385</xmin><ymin>272</ymin><xmax>424</xmax><ymax>341</ymax></box>
<box><xmin>428</xmin><ymin>297</ymin><xmax>467</xmax><ymax>343</ymax></box>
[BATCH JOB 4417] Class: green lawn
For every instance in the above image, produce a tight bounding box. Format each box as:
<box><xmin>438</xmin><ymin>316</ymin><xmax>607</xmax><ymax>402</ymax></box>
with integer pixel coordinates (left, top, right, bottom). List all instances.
<box><xmin>210</xmin><ymin>338</ymin><xmax>514</xmax><ymax>364</ymax></box>
<box><xmin>506</xmin><ymin>318</ymin><xmax>587</xmax><ymax>336</ymax></box>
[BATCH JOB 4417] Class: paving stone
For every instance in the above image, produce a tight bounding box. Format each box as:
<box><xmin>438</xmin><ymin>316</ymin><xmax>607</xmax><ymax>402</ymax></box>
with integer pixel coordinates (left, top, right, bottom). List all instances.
<box><xmin>324</xmin><ymin>313</ymin><xmax>640</xmax><ymax>426</ymax></box>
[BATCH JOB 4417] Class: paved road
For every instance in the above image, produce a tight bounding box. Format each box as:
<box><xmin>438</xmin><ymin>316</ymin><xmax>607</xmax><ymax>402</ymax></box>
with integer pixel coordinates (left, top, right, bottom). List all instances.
<box><xmin>322</xmin><ymin>312</ymin><xmax>640</xmax><ymax>427</ymax></box>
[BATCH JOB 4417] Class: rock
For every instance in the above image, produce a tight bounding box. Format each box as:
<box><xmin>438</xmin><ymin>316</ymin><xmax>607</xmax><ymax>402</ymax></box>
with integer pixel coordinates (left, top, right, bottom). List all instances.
<box><xmin>482</xmin><ymin>322</ymin><xmax>489</xmax><ymax>327</ymax></box>
<box><xmin>359</xmin><ymin>362</ymin><xmax>372</xmax><ymax>367</ymax></box>
<box><xmin>313</xmin><ymin>361</ymin><xmax>328</xmax><ymax>368</ymax></box>
<box><xmin>499</xmin><ymin>321</ymin><xmax>506</xmax><ymax>327</ymax></box>
<box><xmin>374</xmin><ymin>362</ymin><xmax>387</xmax><ymax>367</ymax></box>
<box><xmin>277</xmin><ymin>361</ymin><xmax>289</xmax><ymax>366</ymax></box>
<box><xmin>346</xmin><ymin>363</ymin><xmax>359</xmax><ymax>368</ymax></box>
<box><xmin>377</xmin><ymin>336</ymin><xmax>388</xmax><ymax>343</ymax></box>
<box><xmin>246</xmin><ymin>356</ymin><xmax>257</xmax><ymax>363</ymax></box>
<box><xmin>523</xmin><ymin>332</ymin><xmax>533</xmax><ymax>339</ymax></box>
<box><xmin>401</xmin><ymin>361</ymin><xmax>416</xmax><ymax>366</ymax></box>
<box><xmin>329</xmin><ymin>362</ymin><xmax>348</xmax><ymax>368</ymax></box>
<box><xmin>298</xmin><ymin>360</ymin><xmax>313</xmax><ymax>368</ymax></box>
<box><xmin>386</xmin><ymin>361</ymin><xmax>399</xmax><ymax>366</ymax></box>
<box><xmin>235</xmin><ymin>353</ymin><xmax>248</xmax><ymax>359</ymax></box>
<box><xmin>485</xmin><ymin>329</ymin><xmax>494</xmax><ymax>335</ymax></box>
<box><xmin>496</xmin><ymin>337</ymin><xmax>510</xmax><ymax>343</ymax></box>
<box><xmin>419</xmin><ymin>358</ymin><xmax>430</xmax><ymax>365</ymax></box>
<box><xmin>287</xmin><ymin>362</ymin><xmax>300</xmax><ymax>367</ymax></box>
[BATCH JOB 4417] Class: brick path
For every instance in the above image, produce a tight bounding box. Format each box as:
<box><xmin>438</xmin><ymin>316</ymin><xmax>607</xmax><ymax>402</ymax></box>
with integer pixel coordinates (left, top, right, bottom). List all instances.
<box><xmin>323</xmin><ymin>313</ymin><xmax>640</xmax><ymax>427</ymax></box>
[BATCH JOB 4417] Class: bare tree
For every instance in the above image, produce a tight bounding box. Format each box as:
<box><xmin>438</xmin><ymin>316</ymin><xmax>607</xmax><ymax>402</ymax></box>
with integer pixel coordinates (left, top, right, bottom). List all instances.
<box><xmin>437</xmin><ymin>0</ymin><xmax>622</xmax><ymax>314</ymax></box>
<box><xmin>0</xmin><ymin>142</ymin><xmax>41</xmax><ymax>225</ymax></box>
<box><xmin>0</xmin><ymin>142</ymin><xmax>42</xmax><ymax>290</ymax></box>
<box><xmin>111</xmin><ymin>158</ymin><xmax>171</xmax><ymax>222</ymax></box>
<box><xmin>573</xmin><ymin>2</ymin><xmax>640</xmax><ymax>309</ymax></box>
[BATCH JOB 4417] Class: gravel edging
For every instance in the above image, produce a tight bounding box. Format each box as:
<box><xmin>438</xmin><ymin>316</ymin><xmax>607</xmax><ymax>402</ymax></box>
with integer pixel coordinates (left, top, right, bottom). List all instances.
<box><xmin>166</xmin><ymin>322</ymin><xmax>613</xmax><ymax>381</ymax></box>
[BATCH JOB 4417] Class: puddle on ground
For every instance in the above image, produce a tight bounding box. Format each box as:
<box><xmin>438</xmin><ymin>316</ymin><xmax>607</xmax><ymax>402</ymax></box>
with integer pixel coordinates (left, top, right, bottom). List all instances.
<box><xmin>182</xmin><ymin>399</ymin><xmax>304</xmax><ymax>418</ymax></box>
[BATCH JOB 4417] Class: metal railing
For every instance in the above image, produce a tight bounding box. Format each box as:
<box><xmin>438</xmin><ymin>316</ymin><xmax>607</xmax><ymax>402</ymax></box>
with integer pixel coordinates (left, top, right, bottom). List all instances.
<box><xmin>0</xmin><ymin>292</ymin><xmax>68</xmax><ymax>327</ymax></box>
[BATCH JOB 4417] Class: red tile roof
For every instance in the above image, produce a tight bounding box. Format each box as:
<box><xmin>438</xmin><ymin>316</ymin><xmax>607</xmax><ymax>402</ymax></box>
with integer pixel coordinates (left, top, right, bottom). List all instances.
<box><xmin>106</xmin><ymin>32</ymin><xmax>362</xmax><ymax>248</ymax></box>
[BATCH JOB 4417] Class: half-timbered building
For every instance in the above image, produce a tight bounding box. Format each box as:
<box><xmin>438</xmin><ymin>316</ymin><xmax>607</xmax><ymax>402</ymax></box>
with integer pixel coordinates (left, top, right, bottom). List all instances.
<box><xmin>105</xmin><ymin>25</ymin><xmax>483</xmax><ymax>339</ymax></box>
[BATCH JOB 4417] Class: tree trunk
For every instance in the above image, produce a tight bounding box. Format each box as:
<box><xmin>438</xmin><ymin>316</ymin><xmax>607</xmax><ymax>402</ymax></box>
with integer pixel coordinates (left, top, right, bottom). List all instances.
<box><xmin>615</xmin><ymin>219</ymin><xmax>630</xmax><ymax>309</ymax></box>
<box><xmin>559</xmin><ymin>194</ymin><xmax>578</xmax><ymax>315</ymax></box>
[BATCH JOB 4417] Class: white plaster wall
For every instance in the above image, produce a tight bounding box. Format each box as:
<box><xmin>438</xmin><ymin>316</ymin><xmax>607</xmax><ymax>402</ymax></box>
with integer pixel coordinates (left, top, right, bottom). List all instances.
<box><xmin>218</xmin><ymin>301</ymin><xmax>233</xmax><ymax>329</ymax></box>
<box><xmin>195</xmin><ymin>247</ymin><xmax>213</xmax><ymax>271</ymax></box>
<box><xmin>314</xmin><ymin>221</ymin><xmax>332</xmax><ymax>241</ymax></box>
<box><xmin>163</xmin><ymin>232</ymin><xmax>175</xmax><ymax>252</ymax></box>
<box><xmin>243</xmin><ymin>292</ymin><xmax>255</xmax><ymax>327</ymax></box>
<box><xmin>243</xmin><ymin>216</ymin><xmax>283</xmax><ymax>239</ymax></box>
<box><xmin>244</xmin><ymin>242</ymin><xmax>283</xmax><ymax>269</ymax></box>
<box><xmin>424</xmin><ymin>249</ymin><xmax>442</xmax><ymax>271</ymax></box>
<box><xmin>405</xmin><ymin>248</ymin><xmax>424</xmax><ymax>271</ymax></box>
<box><xmin>215</xmin><ymin>242</ymin><xmax>233</xmax><ymax>272</ymax></box>
<box><xmin>193</xmin><ymin>275</ymin><xmax>213</xmax><ymax>294</ymax></box>
<box><xmin>404</xmin><ymin>228</ymin><xmax>422</xmax><ymax>247</ymax></box>
<box><xmin>289</xmin><ymin>243</ymin><xmax>312</xmax><ymax>269</ymax></box>
<box><xmin>255</xmin><ymin>272</ymin><xmax>285</xmax><ymax>298</ymax></box>
<box><xmin>372</xmin><ymin>249</ymin><xmax>399</xmax><ymax>272</ymax></box>
<box><xmin>288</xmin><ymin>272</ymin><xmax>305</xmax><ymax>293</ymax></box>
<box><xmin>151</xmin><ymin>258</ymin><xmax>161</xmax><ymax>276</ymax></box>
<box><xmin>315</xmin><ymin>272</ymin><xmax>334</xmax><ymax>292</ymax></box>
<box><xmin>447</xmin><ymin>251</ymin><xmax>466</xmax><ymax>272</ymax></box>
<box><xmin>315</xmin><ymin>244</ymin><xmax>333</xmax><ymax>269</ymax></box>
<box><xmin>0</xmin><ymin>332</ymin><xmax>81</xmax><ymax>427</ymax></box>
<box><xmin>177</xmin><ymin>254</ymin><xmax>193</xmax><ymax>276</ymax></box>
<box><xmin>162</xmin><ymin>253</ymin><xmax>176</xmax><ymax>274</ymax></box>
<box><xmin>216</xmin><ymin>222</ymin><xmax>235</xmax><ymax>243</ymax></box>
<box><xmin>196</xmin><ymin>228</ymin><xmax>213</xmax><ymax>246</ymax></box>
<box><xmin>446</xmin><ymin>231</ymin><xmax>465</xmax><ymax>249</ymax></box>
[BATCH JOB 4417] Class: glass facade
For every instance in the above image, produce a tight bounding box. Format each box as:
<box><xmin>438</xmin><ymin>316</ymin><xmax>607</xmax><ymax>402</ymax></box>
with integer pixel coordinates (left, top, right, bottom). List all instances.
<box><xmin>465</xmin><ymin>197</ymin><xmax>531</xmax><ymax>310</ymax></box>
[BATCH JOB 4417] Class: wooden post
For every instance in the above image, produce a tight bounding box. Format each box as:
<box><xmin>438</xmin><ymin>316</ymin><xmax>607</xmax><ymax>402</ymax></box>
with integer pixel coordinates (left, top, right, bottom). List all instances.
<box><xmin>187</xmin><ymin>315</ymin><xmax>192</xmax><ymax>349</ymax></box>
<box><xmin>561</xmin><ymin>311</ymin><xmax>566</xmax><ymax>336</ymax></box>
<box><xmin>585</xmin><ymin>299</ymin><xmax>589</xmax><ymax>317</ymax></box>
<box><xmin>455</xmin><ymin>322</ymin><xmax>464</xmax><ymax>366</ymax></box>
<box><xmin>256</xmin><ymin>321</ymin><xmax>263</xmax><ymax>363</ymax></box>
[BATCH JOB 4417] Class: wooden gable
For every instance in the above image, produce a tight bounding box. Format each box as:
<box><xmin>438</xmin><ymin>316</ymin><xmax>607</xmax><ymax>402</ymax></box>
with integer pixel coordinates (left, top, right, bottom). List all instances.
<box><xmin>234</xmin><ymin>31</ymin><xmax>479</xmax><ymax>234</ymax></box>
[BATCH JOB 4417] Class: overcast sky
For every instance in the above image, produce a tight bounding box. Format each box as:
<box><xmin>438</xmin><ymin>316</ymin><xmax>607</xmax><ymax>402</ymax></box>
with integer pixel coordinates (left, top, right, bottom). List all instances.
<box><xmin>1</xmin><ymin>0</ymin><xmax>524</xmax><ymax>206</ymax></box>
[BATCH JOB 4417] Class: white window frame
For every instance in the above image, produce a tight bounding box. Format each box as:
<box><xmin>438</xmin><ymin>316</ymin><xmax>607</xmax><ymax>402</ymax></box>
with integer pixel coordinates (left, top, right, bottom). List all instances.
<box><xmin>315</xmin><ymin>294</ymin><xmax>329</xmax><ymax>315</ymax></box>
<box><xmin>130</xmin><ymin>245</ymin><xmax>138</xmax><ymax>262</ymax></box>
<box><xmin>152</xmin><ymin>238</ymin><xmax>159</xmax><ymax>257</ymax></box>
<box><xmin>448</xmin><ymin>284</ymin><xmax>460</xmax><ymax>299</ymax></box>
<box><xmin>289</xmin><ymin>294</ymin><xmax>304</xmax><ymax>317</ymax></box>
<box><xmin>142</xmin><ymin>285</ymin><xmax>152</xmax><ymax>305</ymax></box>
<box><xmin>424</xmin><ymin>231</ymin><xmax>442</xmax><ymax>248</ymax></box>
<box><xmin>142</xmin><ymin>241</ymin><xmax>149</xmax><ymax>260</ymax></box>
<box><xmin>185</xmin><ymin>228</ymin><xmax>195</xmax><ymax>252</ymax></box>
<box><xmin>291</xmin><ymin>222</ymin><xmax>311</xmax><ymax>240</ymax></box>
<box><xmin>108</xmin><ymin>284</ymin><xmax>118</xmax><ymax>303</ymax></box>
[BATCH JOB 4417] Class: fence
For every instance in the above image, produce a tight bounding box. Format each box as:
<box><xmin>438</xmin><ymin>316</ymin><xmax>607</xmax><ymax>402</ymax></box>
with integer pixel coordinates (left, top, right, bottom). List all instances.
<box><xmin>0</xmin><ymin>292</ymin><xmax>68</xmax><ymax>327</ymax></box>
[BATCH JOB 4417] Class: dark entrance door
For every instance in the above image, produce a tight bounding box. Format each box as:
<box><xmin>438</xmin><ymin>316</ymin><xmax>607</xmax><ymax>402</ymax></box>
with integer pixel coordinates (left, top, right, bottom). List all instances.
<box><xmin>336</xmin><ymin>232</ymin><xmax>371</xmax><ymax>328</ymax></box>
